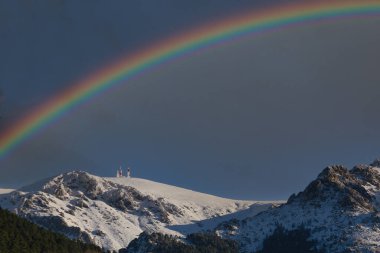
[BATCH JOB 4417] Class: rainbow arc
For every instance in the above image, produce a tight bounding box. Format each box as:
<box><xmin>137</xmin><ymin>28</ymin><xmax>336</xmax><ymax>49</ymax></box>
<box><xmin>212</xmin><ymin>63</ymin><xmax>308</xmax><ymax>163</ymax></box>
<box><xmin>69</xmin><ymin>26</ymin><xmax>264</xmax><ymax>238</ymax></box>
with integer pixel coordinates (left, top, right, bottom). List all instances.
<box><xmin>0</xmin><ymin>1</ymin><xmax>379</xmax><ymax>158</ymax></box>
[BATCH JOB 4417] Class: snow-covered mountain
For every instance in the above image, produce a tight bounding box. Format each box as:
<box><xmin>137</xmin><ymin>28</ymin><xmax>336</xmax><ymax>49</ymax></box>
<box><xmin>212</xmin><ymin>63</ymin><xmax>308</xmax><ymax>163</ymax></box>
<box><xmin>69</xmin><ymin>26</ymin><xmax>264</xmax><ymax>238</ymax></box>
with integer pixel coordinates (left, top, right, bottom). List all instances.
<box><xmin>215</xmin><ymin>160</ymin><xmax>380</xmax><ymax>253</ymax></box>
<box><xmin>0</xmin><ymin>171</ymin><xmax>278</xmax><ymax>251</ymax></box>
<box><xmin>3</xmin><ymin>161</ymin><xmax>380</xmax><ymax>252</ymax></box>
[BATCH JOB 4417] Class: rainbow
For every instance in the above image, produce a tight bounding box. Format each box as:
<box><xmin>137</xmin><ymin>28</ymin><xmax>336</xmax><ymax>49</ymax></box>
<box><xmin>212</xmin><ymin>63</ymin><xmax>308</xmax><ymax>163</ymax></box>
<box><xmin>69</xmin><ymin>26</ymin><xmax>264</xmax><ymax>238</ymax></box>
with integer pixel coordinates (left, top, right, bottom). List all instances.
<box><xmin>1</xmin><ymin>1</ymin><xmax>380</xmax><ymax>159</ymax></box>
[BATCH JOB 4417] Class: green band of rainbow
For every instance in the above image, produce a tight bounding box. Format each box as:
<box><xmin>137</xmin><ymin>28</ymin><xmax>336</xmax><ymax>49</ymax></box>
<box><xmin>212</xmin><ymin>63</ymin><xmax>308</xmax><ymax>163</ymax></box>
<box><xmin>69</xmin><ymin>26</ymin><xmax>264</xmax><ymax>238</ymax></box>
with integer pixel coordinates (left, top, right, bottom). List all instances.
<box><xmin>1</xmin><ymin>1</ymin><xmax>380</xmax><ymax>158</ymax></box>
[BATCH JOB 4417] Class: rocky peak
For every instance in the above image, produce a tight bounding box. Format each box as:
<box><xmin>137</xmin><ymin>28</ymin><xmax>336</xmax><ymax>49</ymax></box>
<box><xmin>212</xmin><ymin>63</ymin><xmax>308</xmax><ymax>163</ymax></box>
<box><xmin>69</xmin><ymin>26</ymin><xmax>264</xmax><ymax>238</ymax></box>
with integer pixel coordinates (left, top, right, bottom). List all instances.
<box><xmin>41</xmin><ymin>171</ymin><xmax>106</xmax><ymax>200</ymax></box>
<box><xmin>317</xmin><ymin>165</ymin><xmax>349</xmax><ymax>179</ymax></box>
<box><xmin>219</xmin><ymin>160</ymin><xmax>380</xmax><ymax>253</ymax></box>
<box><xmin>351</xmin><ymin>164</ymin><xmax>380</xmax><ymax>188</ymax></box>
<box><xmin>37</xmin><ymin>171</ymin><xmax>184</xmax><ymax>224</ymax></box>
<box><xmin>370</xmin><ymin>159</ymin><xmax>380</xmax><ymax>168</ymax></box>
<box><xmin>288</xmin><ymin>165</ymin><xmax>374</xmax><ymax>211</ymax></box>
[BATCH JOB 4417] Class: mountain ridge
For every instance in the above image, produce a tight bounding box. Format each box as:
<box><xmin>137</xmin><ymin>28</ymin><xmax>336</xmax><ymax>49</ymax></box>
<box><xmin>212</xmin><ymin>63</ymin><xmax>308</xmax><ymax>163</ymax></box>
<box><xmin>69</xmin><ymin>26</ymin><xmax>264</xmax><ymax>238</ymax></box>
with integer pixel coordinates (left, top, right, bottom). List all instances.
<box><xmin>0</xmin><ymin>171</ymin><xmax>278</xmax><ymax>251</ymax></box>
<box><xmin>3</xmin><ymin>160</ymin><xmax>379</xmax><ymax>252</ymax></box>
<box><xmin>215</xmin><ymin>161</ymin><xmax>380</xmax><ymax>252</ymax></box>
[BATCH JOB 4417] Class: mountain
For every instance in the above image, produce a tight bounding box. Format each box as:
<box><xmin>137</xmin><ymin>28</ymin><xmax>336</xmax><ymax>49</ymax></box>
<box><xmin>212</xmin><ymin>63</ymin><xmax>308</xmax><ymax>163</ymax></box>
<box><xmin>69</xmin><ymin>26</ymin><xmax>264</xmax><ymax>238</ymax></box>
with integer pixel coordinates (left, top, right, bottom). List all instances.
<box><xmin>4</xmin><ymin>161</ymin><xmax>380</xmax><ymax>253</ymax></box>
<box><xmin>214</xmin><ymin>160</ymin><xmax>380</xmax><ymax>253</ymax></box>
<box><xmin>0</xmin><ymin>171</ymin><xmax>278</xmax><ymax>251</ymax></box>
<box><xmin>0</xmin><ymin>207</ymin><xmax>102</xmax><ymax>253</ymax></box>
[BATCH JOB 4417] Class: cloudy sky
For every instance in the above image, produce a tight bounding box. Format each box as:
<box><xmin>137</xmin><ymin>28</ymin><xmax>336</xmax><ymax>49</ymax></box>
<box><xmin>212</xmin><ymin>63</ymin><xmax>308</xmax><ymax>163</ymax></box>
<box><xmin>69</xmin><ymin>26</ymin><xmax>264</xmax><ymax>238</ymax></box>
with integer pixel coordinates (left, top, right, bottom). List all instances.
<box><xmin>0</xmin><ymin>1</ymin><xmax>380</xmax><ymax>200</ymax></box>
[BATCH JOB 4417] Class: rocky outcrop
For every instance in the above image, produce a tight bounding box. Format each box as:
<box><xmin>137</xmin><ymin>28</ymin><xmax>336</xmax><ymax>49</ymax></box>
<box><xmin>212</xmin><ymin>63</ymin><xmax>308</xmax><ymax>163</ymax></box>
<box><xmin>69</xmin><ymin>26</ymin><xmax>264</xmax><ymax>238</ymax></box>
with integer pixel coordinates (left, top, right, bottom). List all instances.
<box><xmin>289</xmin><ymin>165</ymin><xmax>374</xmax><ymax>211</ymax></box>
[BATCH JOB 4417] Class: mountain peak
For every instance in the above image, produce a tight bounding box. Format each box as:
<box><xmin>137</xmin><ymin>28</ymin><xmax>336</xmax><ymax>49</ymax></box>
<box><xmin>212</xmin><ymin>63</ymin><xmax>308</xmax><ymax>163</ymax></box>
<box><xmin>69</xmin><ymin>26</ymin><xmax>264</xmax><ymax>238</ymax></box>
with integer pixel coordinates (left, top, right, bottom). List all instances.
<box><xmin>40</xmin><ymin>171</ymin><xmax>107</xmax><ymax>200</ymax></box>
<box><xmin>216</xmin><ymin>160</ymin><xmax>380</xmax><ymax>252</ymax></box>
<box><xmin>0</xmin><ymin>170</ymin><xmax>273</xmax><ymax>251</ymax></box>
<box><xmin>370</xmin><ymin>158</ymin><xmax>380</xmax><ymax>168</ymax></box>
<box><xmin>288</xmin><ymin>164</ymin><xmax>374</xmax><ymax>212</ymax></box>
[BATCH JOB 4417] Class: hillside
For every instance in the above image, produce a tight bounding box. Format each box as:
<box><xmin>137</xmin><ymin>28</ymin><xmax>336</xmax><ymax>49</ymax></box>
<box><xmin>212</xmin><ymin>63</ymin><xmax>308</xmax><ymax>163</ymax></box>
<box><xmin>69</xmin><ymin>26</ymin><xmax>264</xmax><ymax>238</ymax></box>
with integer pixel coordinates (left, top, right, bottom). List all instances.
<box><xmin>0</xmin><ymin>171</ymin><xmax>278</xmax><ymax>251</ymax></box>
<box><xmin>215</xmin><ymin>160</ymin><xmax>380</xmax><ymax>252</ymax></box>
<box><xmin>0</xmin><ymin>207</ymin><xmax>101</xmax><ymax>253</ymax></box>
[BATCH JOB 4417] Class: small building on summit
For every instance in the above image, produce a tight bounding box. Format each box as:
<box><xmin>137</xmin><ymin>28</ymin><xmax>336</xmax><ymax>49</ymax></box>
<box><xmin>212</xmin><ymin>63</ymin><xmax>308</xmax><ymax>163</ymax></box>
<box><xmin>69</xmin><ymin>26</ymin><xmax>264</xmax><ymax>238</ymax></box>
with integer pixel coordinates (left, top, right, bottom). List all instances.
<box><xmin>116</xmin><ymin>167</ymin><xmax>123</xmax><ymax>177</ymax></box>
<box><xmin>116</xmin><ymin>166</ymin><xmax>132</xmax><ymax>178</ymax></box>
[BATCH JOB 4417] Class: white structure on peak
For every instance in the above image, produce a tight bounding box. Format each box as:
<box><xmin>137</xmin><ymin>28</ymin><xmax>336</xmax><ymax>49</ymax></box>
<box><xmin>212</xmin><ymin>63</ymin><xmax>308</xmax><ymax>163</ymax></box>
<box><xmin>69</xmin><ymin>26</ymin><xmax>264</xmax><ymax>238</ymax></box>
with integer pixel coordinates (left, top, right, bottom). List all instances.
<box><xmin>116</xmin><ymin>166</ymin><xmax>123</xmax><ymax>177</ymax></box>
<box><xmin>116</xmin><ymin>166</ymin><xmax>132</xmax><ymax>178</ymax></box>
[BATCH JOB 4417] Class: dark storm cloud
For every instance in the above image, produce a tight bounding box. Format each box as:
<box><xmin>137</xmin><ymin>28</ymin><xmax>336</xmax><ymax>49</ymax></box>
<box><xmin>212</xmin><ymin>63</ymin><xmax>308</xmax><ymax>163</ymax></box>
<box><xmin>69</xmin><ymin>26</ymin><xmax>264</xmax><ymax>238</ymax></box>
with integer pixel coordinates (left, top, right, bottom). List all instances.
<box><xmin>0</xmin><ymin>1</ymin><xmax>380</xmax><ymax>200</ymax></box>
<box><xmin>0</xmin><ymin>0</ymin><xmax>285</xmax><ymax>115</ymax></box>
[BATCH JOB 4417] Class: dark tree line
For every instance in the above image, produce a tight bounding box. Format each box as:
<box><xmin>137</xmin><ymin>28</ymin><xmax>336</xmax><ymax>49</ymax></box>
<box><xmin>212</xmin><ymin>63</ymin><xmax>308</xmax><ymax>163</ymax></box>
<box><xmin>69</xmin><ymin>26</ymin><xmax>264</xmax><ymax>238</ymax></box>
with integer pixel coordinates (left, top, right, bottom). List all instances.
<box><xmin>257</xmin><ymin>224</ymin><xmax>322</xmax><ymax>253</ymax></box>
<box><xmin>0</xmin><ymin>207</ymin><xmax>102</xmax><ymax>253</ymax></box>
<box><xmin>123</xmin><ymin>232</ymin><xmax>239</xmax><ymax>253</ymax></box>
<box><xmin>124</xmin><ymin>224</ymin><xmax>323</xmax><ymax>253</ymax></box>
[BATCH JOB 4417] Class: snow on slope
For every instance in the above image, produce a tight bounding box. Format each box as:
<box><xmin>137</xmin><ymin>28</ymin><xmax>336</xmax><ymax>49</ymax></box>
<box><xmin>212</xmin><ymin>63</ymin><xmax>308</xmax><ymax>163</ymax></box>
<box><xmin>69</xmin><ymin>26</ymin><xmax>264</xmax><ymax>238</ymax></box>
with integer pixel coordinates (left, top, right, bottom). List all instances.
<box><xmin>0</xmin><ymin>171</ymin><xmax>278</xmax><ymax>251</ymax></box>
<box><xmin>108</xmin><ymin>177</ymin><xmax>281</xmax><ymax>234</ymax></box>
<box><xmin>108</xmin><ymin>177</ymin><xmax>249</xmax><ymax>205</ymax></box>
<box><xmin>0</xmin><ymin>188</ymin><xmax>14</xmax><ymax>194</ymax></box>
<box><xmin>216</xmin><ymin>161</ymin><xmax>380</xmax><ymax>253</ymax></box>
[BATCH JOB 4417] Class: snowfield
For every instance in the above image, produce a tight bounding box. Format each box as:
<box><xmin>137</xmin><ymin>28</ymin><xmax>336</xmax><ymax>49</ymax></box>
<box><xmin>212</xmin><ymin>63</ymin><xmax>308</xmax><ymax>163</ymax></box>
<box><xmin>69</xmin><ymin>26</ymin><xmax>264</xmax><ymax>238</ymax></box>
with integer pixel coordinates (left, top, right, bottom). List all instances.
<box><xmin>0</xmin><ymin>171</ymin><xmax>279</xmax><ymax>251</ymax></box>
<box><xmin>0</xmin><ymin>188</ymin><xmax>14</xmax><ymax>194</ymax></box>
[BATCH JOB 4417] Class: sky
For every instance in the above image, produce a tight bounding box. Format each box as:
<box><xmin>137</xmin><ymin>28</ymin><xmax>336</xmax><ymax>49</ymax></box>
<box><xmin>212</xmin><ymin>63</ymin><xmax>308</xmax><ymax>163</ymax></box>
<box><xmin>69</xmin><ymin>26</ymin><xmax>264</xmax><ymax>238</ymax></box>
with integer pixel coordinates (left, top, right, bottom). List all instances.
<box><xmin>0</xmin><ymin>1</ymin><xmax>380</xmax><ymax>200</ymax></box>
